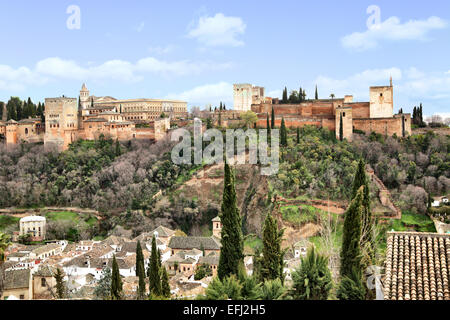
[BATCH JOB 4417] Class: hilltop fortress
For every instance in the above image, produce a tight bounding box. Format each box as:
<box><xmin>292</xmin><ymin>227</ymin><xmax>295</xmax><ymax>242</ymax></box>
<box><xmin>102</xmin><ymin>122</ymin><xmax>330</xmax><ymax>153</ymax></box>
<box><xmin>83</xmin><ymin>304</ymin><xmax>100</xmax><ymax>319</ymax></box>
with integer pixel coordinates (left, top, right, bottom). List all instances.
<box><xmin>234</xmin><ymin>78</ymin><xmax>412</xmax><ymax>140</ymax></box>
<box><xmin>1</xmin><ymin>84</ymin><xmax>188</xmax><ymax>151</ymax></box>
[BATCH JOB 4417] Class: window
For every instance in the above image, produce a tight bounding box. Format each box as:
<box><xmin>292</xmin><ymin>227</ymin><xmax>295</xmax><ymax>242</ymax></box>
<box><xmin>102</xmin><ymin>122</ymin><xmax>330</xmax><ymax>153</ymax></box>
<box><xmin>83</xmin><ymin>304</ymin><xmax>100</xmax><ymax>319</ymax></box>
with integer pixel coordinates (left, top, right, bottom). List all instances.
<box><xmin>343</xmin><ymin>112</ymin><xmax>346</xmax><ymax>117</ymax></box>
<box><xmin>25</xmin><ymin>128</ymin><xmax>28</xmax><ymax>135</ymax></box>
<box><xmin>20</xmin><ymin>295</ymin><xmax>25</xmax><ymax>300</ymax></box>
<box><xmin>41</xmin><ymin>278</ymin><xmax>46</xmax><ymax>287</ymax></box>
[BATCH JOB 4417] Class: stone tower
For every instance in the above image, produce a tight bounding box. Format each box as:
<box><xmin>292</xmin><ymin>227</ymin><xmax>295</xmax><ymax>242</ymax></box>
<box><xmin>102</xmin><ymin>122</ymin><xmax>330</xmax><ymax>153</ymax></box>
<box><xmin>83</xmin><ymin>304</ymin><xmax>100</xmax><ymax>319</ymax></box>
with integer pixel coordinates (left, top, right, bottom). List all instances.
<box><xmin>79</xmin><ymin>83</ymin><xmax>90</xmax><ymax>109</ymax></box>
<box><xmin>336</xmin><ymin>106</ymin><xmax>353</xmax><ymax>142</ymax></box>
<box><xmin>212</xmin><ymin>216</ymin><xmax>222</xmax><ymax>238</ymax></box>
<box><xmin>6</xmin><ymin>120</ymin><xmax>18</xmax><ymax>145</ymax></box>
<box><xmin>369</xmin><ymin>79</ymin><xmax>394</xmax><ymax>118</ymax></box>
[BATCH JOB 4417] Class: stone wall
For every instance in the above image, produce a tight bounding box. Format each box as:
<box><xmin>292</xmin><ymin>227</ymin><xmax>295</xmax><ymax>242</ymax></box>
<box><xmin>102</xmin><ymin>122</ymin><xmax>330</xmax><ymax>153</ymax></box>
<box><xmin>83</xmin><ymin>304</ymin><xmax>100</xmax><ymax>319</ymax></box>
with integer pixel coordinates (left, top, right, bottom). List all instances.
<box><xmin>353</xmin><ymin>114</ymin><xmax>411</xmax><ymax>137</ymax></box>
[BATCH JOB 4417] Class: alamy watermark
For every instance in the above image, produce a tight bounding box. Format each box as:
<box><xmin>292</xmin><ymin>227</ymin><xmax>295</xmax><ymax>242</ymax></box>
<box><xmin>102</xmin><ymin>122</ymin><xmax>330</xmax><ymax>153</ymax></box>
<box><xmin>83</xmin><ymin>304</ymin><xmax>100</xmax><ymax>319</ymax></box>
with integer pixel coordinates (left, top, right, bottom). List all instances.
<box><xmin>66</xmin><ymin>5</ymin><xmax>81</xmax><ymax>30</ymax></box>
<box><xmin>366</xmin><ymin>5</ymin><xmax>381</xmax><ymax>30</ymax></box>
<box><xmin>171</xmin><ymin>118</ymin><xmax>279</xmax><ymax>176</ymax></box>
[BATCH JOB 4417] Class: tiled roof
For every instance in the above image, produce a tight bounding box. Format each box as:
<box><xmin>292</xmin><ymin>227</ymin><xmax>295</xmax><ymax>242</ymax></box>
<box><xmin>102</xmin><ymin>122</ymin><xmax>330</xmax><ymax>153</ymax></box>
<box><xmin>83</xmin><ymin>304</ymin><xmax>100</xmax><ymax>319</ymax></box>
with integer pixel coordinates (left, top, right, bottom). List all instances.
<box><xmin>168</xmin><ymin>236</ymin><xmax>221</xmax><ymax>251</ymax></box>
<box><xmin>384</xmin><ymin>232</ymin><xmax>450</xmax><ymax>300</ymax></box>
<box><xmin>199</xmin><ymin>255</ymin><xmax>219</xmax><ymax>266</ymax></box>
<box><xmin>3</xmin><ymin>269</ymin><xmax>30</xmax><ymax>290</ymax></box>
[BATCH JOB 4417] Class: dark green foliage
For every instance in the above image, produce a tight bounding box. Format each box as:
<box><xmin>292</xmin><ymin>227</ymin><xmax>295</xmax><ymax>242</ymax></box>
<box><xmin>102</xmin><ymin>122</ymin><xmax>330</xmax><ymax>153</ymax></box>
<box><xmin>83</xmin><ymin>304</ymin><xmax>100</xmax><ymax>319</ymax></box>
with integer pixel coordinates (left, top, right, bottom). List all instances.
<box><xmin>218</xmin><ymin>163</ymin><xmax>244</xmax><ymax>280</ymax></box>
<box><xmin>296</xmin><ymin>127</ymin><xmax>300</xmax><ymax>144</ymax></box>
<box><xmin>206</xmin><ymin>118</ymin><xmax>213</xmax><ymax>129</ymax></box>
<box><xmin>266</xmin><ymin>113</ymin><xmax>270</xmax><ymax>129</ymax></box>
<box><xmin>337</xmin><ymin>268</ymin><xmax>366</xmax><ymax>300</ymax></box>
<box><xmin>239</xmin><ymin>274</ymin><xmax>262</xmax><ymax>300</ymax></box>
<box><xmin>260</xmin><ymin>278</ymin><xmax>286</xmax><ymax>300</ymax></box>
<box><xmin>94</xmin><ymin>267</ymin><xmax>112</xmax><ymax>300</ymax></box>
<box><xmin>340</xmin><ymin>188</ymin><xmax>363</xmax><ymax>279</ymax></box>
<box><xmin>261</xmin><ymin>213</ymin><xmax>285</xmax><ymax>282</ymax></box>
<box><xmin>194</xmin><ymin>264</ymin><xmax>213</xmax><ymax>280</ymax></box>
<box><xmin>205</xmin><ymin>275</ymin><xmax>243</xmax><ymax>300</ymax></box>
<box><xmin>339</xmin><ymin>113</ymin><xmax>343</xmax><ymax>141</ymax></box>
<box><xmin>315</xmin><ymin>85</ymin><xmax>319</xmax><ymax>100</ymax></box>
<box><xmin>282</xmin><ymin>87</ymin><xmax>288</xmax><ymax>104</ymax></box>
<box><xmin>280</xmin><ymin>118</ymin><xmax>287</xmax><ymax>147</ymax></box>
<box><xmin>136</xmin><ymin>240</ymin><xmax>146</xmax><ymax>299</ymax></box>
<box><xmin>148</xmin><ymin>236</ymin><xmax>162</xmax><ymax>296</ymax></box>
<box><xmin>271</xmin><ymin>107</ymin><xmax>275</xmax><ymax>129</ymax></box>
<box><xmin>54</xmin><ymin>268</ymin><xmax>66</xmax><ymax>299</ymax></box>
<box><xmin>291</xmin><ymin>247</ymin><xmax>332</xmax><ymax>300</ymax></box>
<box><xmin>161</xmin><ymin>267</ymin><xmax>171</xmax><ymax>298</ymax></box>
<box><xmin>111</xmin><ymin>255</ymin><xmax>123</xmax><ymax>300</ymax></box>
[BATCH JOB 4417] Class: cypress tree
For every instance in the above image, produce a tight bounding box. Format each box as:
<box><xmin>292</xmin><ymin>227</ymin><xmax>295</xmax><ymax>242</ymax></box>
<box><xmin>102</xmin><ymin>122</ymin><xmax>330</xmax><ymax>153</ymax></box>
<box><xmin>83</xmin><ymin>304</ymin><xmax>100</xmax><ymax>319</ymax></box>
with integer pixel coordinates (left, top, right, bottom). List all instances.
<box><xmin>352</xmin><ymin>160</ymin><xmax>375</xmax><ymax>269</ymax></box>
<box><xmin>340</xmin><ymin>187</ymin><xmax>364</xmax><ymax>279</ymax></box>
<box><xmin>271</xmin><ymin>107</ymin><xmax>275</xmax><ymax>129</ymax></box>
<box><xmin>111</xmin><ymin>255</ymin><xmax>122</xmax><ymax>300</ymax></box>
<box><xmin>296</xmin><ymin>127</ymin><xmax>300</xmax><ymax>144</ymax></box>
<box><xmin>54</xmin><ymin>268</ymin><xmax>66</xmax><ymax>299</ymax></box>
<box><xmin>266</xmin><ymin>113</ymin><xmax>270</xmax><ymax>129</ymax></box>
<box><xmin>299</xmin><ymin>87</ymin><xmax>303</xmax><ymax>102</ymax></box>
<box><xmin>339</xmin><ymin>113</ymin><xmax>344</xmax><ymax>141</ymax></box>
<box><xmin>218</xmin><ymin>163</ymin><xmax>244</xmax><ymax>280</ymax></box>
<box><xmin>315</xmin><ymin>85</ymin><xmax>319</xmax><ymax>100</ymax></box>
<box><xmin>282</xmin><ymin>87</ymin><xmax>288</xmax><ymax>104</ymax></box>
<box><xmin>161</xmin><ymin>267</ymin><xmax>171</xmax><ymax>298</ymax></box>
<box><xmin>280</xmin><ymin>118</ymin><xmax>287</xmax><ymax>147</ymax></box>
<box><xmin>149</xmin><ymin>236</ymin><xmax>162</xmax><ymax>296</ymax></box>
<box><xmin>261</xmin><ymin>213</ymin><xmax>285</xmax><ymax>282</ymax></box>
<box><xmin>136</xmin><ymin>240</ymin><xmax>146</xmax><ymax>299</ymax></box>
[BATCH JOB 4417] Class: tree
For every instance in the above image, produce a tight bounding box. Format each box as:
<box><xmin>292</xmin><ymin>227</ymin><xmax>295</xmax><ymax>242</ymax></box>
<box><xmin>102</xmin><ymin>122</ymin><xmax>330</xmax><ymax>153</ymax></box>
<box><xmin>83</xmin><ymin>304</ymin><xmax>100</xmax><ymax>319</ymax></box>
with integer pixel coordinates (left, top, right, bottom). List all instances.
<box><xmin>351</xmin><ymin>160</ymin><xmax>375</xmax><ymax>267</ymax></box>
<box><xmin>54</xmin><ymin>268</ymin><xmax>66</xmax><ymax>299</ymax></box>
<box><xmin>282</xmin><ymin>87</ymin><xmax>288</xmax><ymax>104</ymax></box>
<box><xmin>337</xmin><ymin>268</ymin><xmax>366</xmax><ymax>300</ymax></box>
<box><xmin>296</xmin><ymin>127</ymin><xmax>300</xmax><ymax>144</ymax></box>
<box><xmin>161</xmin><ymin>267</ymin><xmax>171</xmax><ymax>298</ymax></box>
<box><xmin>339</xmin><ymin>113</ymin><xmax>343</xmax><ymax>141</ymax></box>
<box><xmin>266</xmin><ymin>113</ymin><xmax>270</xmax><ymax>129</ymax></box>
<box><xmin>94</xmin><ymin>267</ymin><xmax>112</xmax><ymax>300</ymax></box>
<box><xmin>291</xmin><ymin>247</ymin><xmax>332</xmax><ymax>300</ymax></box>
<box><xmin>136</xmin><ymin>240</ymin><xmax>146</xmax><ymax>299</ymax></box>
<box><xmin>115</xmin><ymin>139</ymin><xmax>121</xmax><ymax>157</ymax></box>
<box><xmin>0</xmin><ymin>233</ymin><xmax>11</xmax><ymax>297</ymax></box>
<box><xmin>206</xmin><ymin>118</ymin><xmax>213</xmax><ymax>129</ymax></box>
<box><xmin>148</xmin><ymin>236</ymin><xmax>162</xmax><ymax>296</ymax></box>
<box><xmin>280</xmin><ymin>118</ymin><xmax>287</xmax><ymax>147</ymax></box>
<box><xmin>241</xmin><ymin>111</ymin><xmax>258</xmax><ymax>129</ymax></box>
<box><xmin>271</xmin><ymin>106</ymin><xmax>275</xmax><ymax>129</ymax></box>
<box><xmin>205</xmin><ymin>275</ymin><xmax>243</xmax><ymax>300</ymax></box>
<box><xmin>111</xmin><ymin>255</ymin><xmax>123</xmax><ymax>300</ymax></box>
<box><xmin>261</xmin><ymin>213</ymin><xmax>285</xmax><ymax>282</ymax></box>
<box><xmin>260</xmin><ymin>278</ymin><xmax>286</xmax><ymax>300</ymax></box>
<box><xmin>340</xmin><ymin>187</ymin><xmax>364</xmax><ymax>279</ymax></box>
<box><xmin>315</xmin><ymin>85</ymin><xmax>319</xmax><ymax>100</ymax></box>
<box><xmin>195</xmin><ymin>264</ymin><xmax>212</xmax><ymax>280</ymax></box>
<box><xmin>218</xmin><ymin>163</ymin><xmax>244</xmax><ymax>280</ymax></box>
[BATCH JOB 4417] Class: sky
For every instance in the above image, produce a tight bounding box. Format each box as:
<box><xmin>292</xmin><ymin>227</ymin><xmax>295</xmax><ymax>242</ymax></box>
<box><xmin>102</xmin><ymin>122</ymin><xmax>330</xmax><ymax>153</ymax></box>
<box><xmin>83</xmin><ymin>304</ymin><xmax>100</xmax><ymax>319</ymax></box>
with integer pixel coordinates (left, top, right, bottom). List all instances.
<box><xmin>0</xmin><ymin>0</ymin><xmax>449</xmax><ymax>118</ymax></box>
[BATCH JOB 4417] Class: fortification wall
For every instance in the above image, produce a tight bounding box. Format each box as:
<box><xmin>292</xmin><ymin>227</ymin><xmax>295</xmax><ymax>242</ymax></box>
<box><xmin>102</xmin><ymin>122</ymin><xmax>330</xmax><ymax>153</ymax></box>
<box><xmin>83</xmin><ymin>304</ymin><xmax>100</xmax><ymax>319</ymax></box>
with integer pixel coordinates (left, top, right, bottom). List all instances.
<box><xmin>353</xmin><ymin>114</ymin><xmax>411</xmax><ymax>137</ymax></box>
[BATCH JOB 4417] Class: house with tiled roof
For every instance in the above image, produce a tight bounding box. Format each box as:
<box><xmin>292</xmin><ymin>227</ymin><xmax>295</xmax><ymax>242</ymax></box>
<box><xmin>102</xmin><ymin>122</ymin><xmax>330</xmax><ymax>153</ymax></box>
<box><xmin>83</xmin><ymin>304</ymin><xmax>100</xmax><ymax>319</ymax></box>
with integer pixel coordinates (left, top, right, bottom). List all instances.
<box><xmin>168</xmin><ymin>236</ymin><xmax>221</xmax><ymax>256</ymax></box>
<box><xmin>0</xmin><ymin>269</ymin><xmax>32</xmax><ymax>300</ymax></box>
<box><xmin>384</xmin><ymin>232</ymin><xmax>450</xmax><ymax>300</ymax></box>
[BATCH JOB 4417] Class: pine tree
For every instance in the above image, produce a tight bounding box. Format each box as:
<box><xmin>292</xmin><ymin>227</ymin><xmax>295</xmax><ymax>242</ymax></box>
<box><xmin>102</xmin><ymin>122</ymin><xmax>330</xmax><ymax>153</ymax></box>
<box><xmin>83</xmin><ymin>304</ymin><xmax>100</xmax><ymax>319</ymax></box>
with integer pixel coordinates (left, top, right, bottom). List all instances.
<box><xmin>261</xmin><ymin>213</ymin><xmax>285</xmax><ymax>282</ymax></box>
<box><xmin>339</xmin><ymin>113</ymin><xmax>344</xmax><ymax>141</ymax></box>
<box><xmin>218</xmin><ymin>163</ymin><xmax>244</xmax><ymax>280</ymax></box>
<box><xmin>340</xmin><ymin>187</ymin><xmax>364</xmax><ymax>279</ymax></box>
<box><xmin>280</xmin><ymin>118</ymin><xmax>287</xmax><ymax>147</ymax></box>
<box><xmin>161</xmin><ymin>267</ymin><xmax>171</xmax><ymax>298</ymax></box>
<box><xmin>315</xmin><ymin>85</ymin><xmax>319</xmax><ymax>100</ymax></box>
<box><xmin>54</xmin><ymin>268</ymin><xmax>66</xmax><ymax>299</ymax></box>
<box><xmin>296</xmin><ymin>127</ymin><xmax>300</xmax><ymax>144</ymax></box>
<box><xmin>271</xmin><ymin>107</ymin><xmax>275</xmax><ymax>129</ymax></box>
<box><xmin>149</xmin><ymin>236</ymin><xmax>162</xmax><ymax>296</ymax></box>
<box><xmin>136</xmin><ymin>240</ymin><xmax>146</xmax><ymax>299</ymax></box>
<box><xmin>111</xmin><ymin>255</ymin><xmax>123</xmax><ymax>300</ymax></box>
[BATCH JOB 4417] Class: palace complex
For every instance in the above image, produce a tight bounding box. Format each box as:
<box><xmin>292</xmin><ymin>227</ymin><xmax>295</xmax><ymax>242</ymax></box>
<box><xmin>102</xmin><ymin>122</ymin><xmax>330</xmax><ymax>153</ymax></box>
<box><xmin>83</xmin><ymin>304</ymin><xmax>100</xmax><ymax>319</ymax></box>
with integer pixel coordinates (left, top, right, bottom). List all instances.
<box><xmin>1</xmin><ymin>84</ymin><xmax>187</xmax><ymax>151</ymax></box>
<box><xmin>235</xmin><ymin>78</ymin><xmax>412</xmax><ymax>141</ymax></box>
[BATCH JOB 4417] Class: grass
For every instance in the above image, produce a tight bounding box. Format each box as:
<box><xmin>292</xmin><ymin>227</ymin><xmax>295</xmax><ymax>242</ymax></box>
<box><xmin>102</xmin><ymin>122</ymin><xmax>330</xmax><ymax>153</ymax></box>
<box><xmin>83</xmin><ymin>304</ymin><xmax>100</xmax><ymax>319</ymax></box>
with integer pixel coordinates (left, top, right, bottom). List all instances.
<box><xmin>0</xmin><ymin>215</ymin><xmax>20</xmax><ymax>232</ymax></box>
<box><xmin>244</xmin><ymin>235</ymin><xmax>263</xmax><ymax>254</ymax></box>
<box><xmin>391</xmin><ymin>211</ymin><xmax>436</xmax><ymax>233</ymax></box>
<box><xmin>45</xmin><ymin>211</ymin><xmax>98</xmax><ymax>227</ymax></box>
<box><xmin>280</xmin><ymin>204</ymin><xmax>321</xmax><ymax>225</ymax></box>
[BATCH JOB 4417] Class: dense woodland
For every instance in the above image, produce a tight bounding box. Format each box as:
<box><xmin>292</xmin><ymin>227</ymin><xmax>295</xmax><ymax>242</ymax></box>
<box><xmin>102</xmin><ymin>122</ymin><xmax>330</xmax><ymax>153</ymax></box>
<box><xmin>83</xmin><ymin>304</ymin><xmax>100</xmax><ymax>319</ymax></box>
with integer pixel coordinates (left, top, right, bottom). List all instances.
<box><xmin>0</xmin><ymin>97</ymin><xmax>45</xmax><ymax>121</ymax></box>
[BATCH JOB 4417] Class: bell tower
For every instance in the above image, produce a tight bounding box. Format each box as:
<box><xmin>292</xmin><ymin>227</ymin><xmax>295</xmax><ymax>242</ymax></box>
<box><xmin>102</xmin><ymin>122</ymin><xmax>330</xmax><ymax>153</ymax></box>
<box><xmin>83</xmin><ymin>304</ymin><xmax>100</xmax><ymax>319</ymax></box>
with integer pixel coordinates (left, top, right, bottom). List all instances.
<box><xmin>79</xmin><ymin>83</ymin><xmax>90</xmax><ymax>109</ymax></box>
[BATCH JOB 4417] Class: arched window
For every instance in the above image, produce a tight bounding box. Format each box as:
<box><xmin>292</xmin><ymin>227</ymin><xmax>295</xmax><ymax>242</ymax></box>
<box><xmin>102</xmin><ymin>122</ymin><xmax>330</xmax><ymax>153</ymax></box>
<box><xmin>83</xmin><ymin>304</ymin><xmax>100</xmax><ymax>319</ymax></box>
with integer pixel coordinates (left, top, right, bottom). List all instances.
<box><xmin>25</xmin><ymin>128</ymin><xmax>28</xmax><ymax>135</ymax></box>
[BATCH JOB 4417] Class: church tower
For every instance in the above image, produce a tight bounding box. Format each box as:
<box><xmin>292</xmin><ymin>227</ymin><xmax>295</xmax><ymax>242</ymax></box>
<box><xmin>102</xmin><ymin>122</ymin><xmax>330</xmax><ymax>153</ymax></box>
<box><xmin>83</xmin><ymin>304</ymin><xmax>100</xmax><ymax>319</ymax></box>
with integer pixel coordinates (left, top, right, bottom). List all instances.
<box><xmin>79</xmin><ymin>83</ymin><xmax>90</xmax><ymax>109</ymax></box>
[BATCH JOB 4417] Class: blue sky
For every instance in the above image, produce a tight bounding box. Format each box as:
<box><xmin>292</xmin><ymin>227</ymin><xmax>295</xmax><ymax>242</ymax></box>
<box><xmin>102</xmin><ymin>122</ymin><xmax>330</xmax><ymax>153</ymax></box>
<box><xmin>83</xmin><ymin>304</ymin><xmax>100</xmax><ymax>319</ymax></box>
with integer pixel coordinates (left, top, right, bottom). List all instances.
<box><xmin>0</xmin><ymin>0</ymin><xmax>449</xmax><ymax>117</ymax></box>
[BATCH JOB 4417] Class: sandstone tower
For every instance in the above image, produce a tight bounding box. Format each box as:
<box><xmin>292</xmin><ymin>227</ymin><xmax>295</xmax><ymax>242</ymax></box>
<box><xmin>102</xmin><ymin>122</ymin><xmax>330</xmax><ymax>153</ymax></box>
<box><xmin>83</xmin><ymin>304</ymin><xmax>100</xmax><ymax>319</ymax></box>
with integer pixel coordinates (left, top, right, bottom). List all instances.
<box><xmin>44</xmin><ymin>97</ymin><xmax>79</xmax><ymax>151</ymax></box>
<box><xmin>369</xmin><ymin>77</ymin><xmax>394</xmax><ymax>118</ymax></box>
<box><xmin>6</xmin><ymin>120</ymin><xmax>18</xmax><ymax>145</ymax></box>
<box><xmin>212</xmin><ymin>216</ymin><xmax>222</xmax><ymax>238</ymax></box>
<box><xmin>79</xmin><ymin>83</ymin><xmax>90</xmax><ymax>109</ymax></box>
<box><xmin>233</xmin><ymin>84</ymin><xmax>265</xmax><ymax>111</ymax></box>
<box><xmin>336</xmin><ymin>106</ymin><xmax>353</xmax><ymax>142</ymax></box>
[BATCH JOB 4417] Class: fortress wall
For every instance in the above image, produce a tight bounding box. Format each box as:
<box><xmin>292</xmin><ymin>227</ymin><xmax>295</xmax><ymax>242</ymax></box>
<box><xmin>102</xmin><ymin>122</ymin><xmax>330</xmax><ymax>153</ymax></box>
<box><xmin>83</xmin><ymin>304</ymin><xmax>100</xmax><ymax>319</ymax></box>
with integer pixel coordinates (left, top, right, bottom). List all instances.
<box><xmin>353</xmin><ymin>114</ymin><xmax>411</xmax><ymax>137</ymax></box>
<box><xmin>347</xmin><ymin>102</ymin><xmax>370</xmax><ymax>118</ymax></box>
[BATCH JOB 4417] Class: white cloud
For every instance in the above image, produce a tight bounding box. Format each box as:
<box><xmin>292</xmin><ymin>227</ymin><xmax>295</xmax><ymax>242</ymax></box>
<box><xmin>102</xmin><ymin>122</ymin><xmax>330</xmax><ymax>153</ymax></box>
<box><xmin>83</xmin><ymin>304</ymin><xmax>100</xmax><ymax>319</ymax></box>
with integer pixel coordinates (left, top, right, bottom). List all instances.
<box><xmin>148</xmin><ymin>45</ymin><xmax>176</xmax><ymax>55</ymax></box>
<box><xmin>315</xmin><ymin>68</ymin><xmax>402</xmax><ymax>99</ymax></box>
<box><xmin>0</xmin><ymin>56</ymin><xmax>233</xmax><ymax>92</ymax></box>
<box><xmin>187</xmin><ymin>13</ymin><xmax>246</xmax><ymax>47</ymax></box>
<box><xmin>342</xmin><ymin>16</ymin><xmax>447</xmax><ymax>51</ymax></box>
<box><xmin>166</xmin><ymin>82</ymin><xmax>233</xmax><ymax>106</ymax></box>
